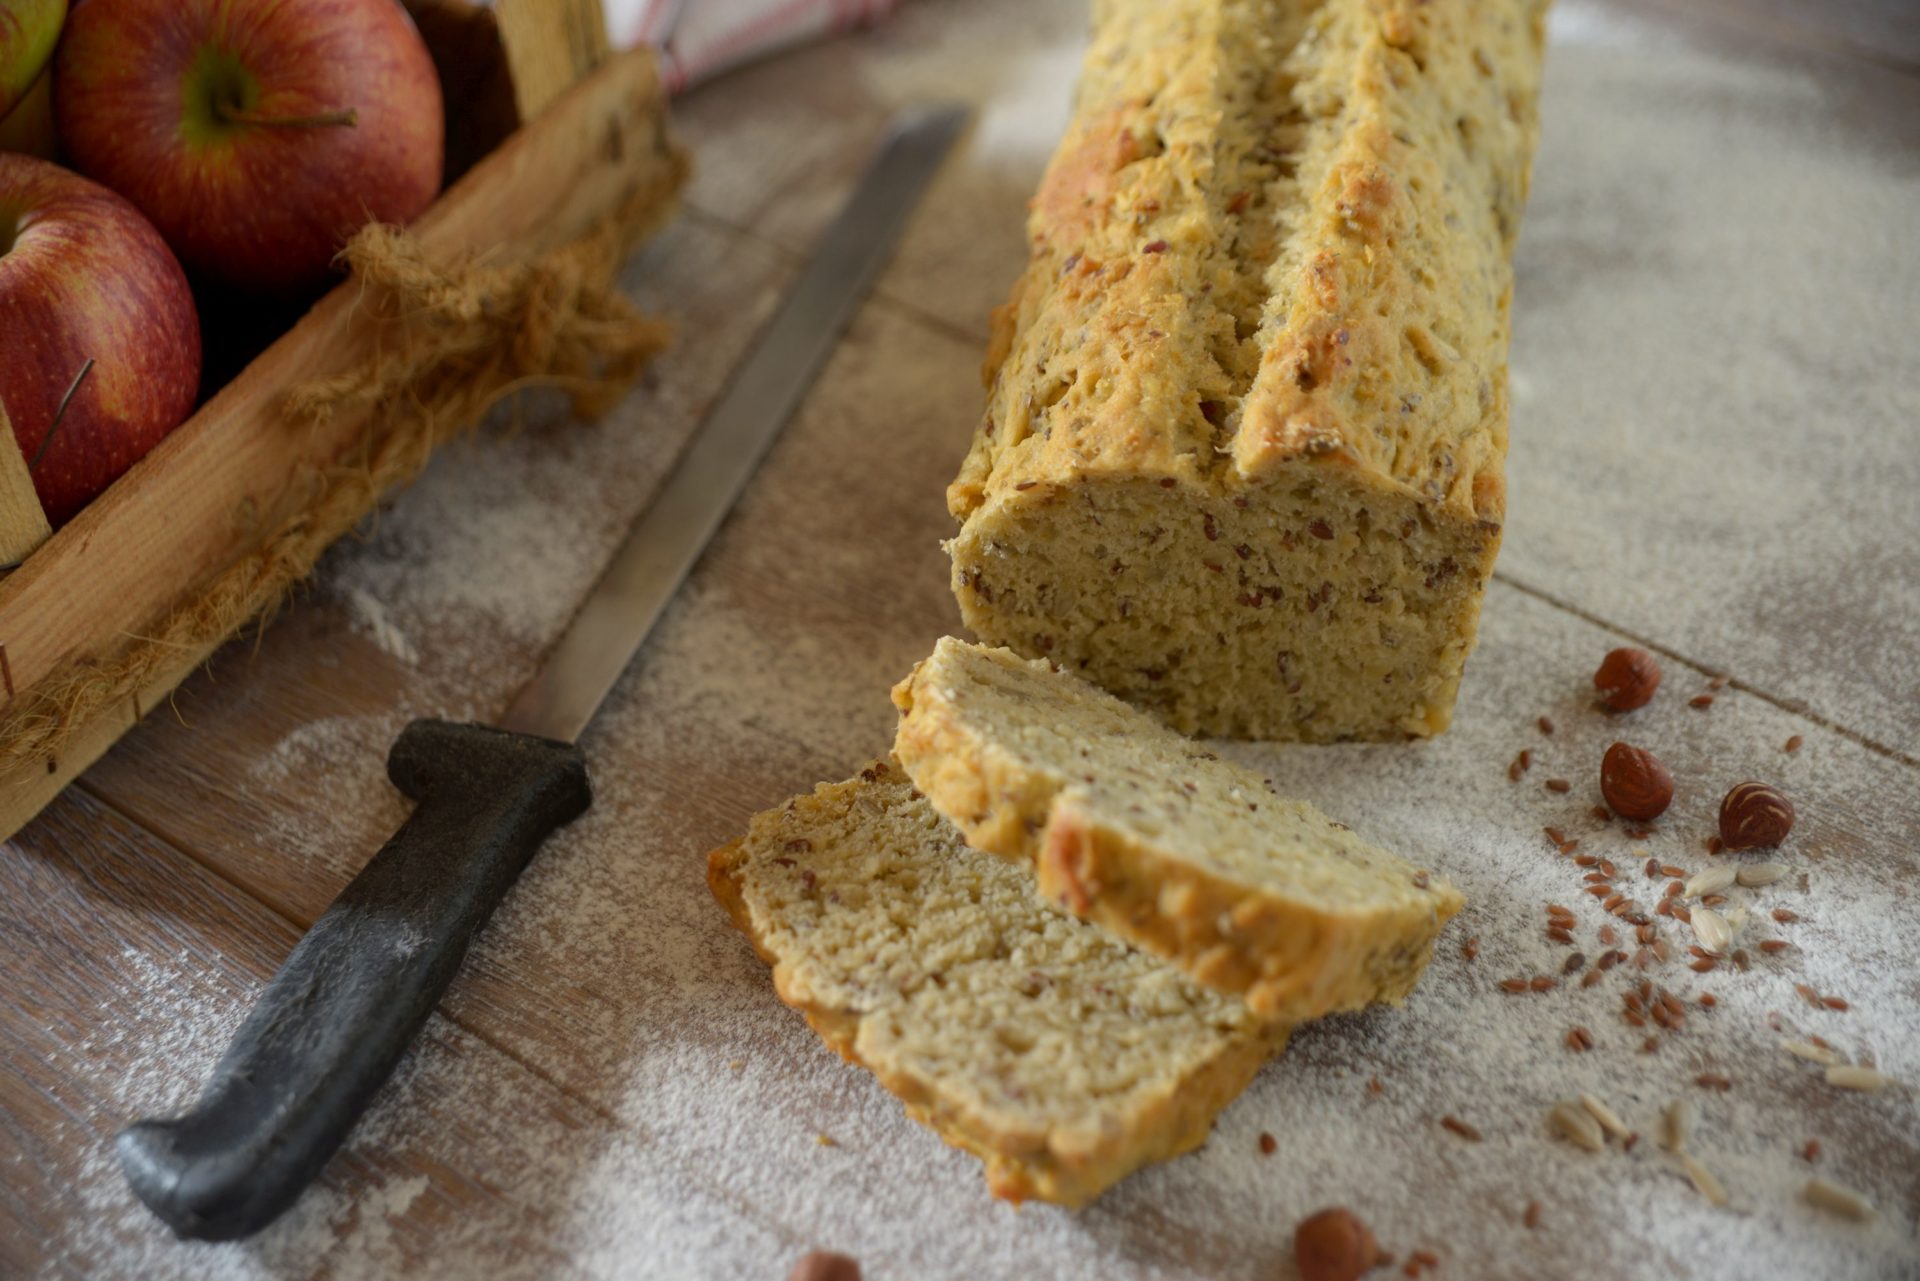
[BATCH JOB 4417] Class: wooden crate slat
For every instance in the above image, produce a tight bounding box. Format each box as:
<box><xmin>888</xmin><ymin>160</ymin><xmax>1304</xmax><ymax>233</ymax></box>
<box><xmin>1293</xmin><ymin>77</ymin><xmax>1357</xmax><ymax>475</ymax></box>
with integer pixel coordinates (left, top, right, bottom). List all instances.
<box><xmin>0</xmin><ymin>49</ymin><xmax>679</xmax><ymax>839</ymax></box>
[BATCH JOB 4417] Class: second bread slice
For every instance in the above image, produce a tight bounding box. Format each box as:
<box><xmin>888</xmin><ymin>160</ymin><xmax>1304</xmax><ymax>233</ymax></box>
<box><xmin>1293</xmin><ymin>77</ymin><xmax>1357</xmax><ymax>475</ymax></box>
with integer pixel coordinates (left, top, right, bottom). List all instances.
<box><xmin>892</xmin><ymin>637</ymin><xmax>1462</xmax><ymax>1019</ymax></box>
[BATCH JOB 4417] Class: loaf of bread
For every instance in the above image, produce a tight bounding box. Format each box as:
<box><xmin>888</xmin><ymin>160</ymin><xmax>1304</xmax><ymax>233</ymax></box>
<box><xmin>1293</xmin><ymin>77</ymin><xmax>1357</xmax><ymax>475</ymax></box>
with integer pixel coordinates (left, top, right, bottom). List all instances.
<box><xmin>708</xmin><ymin>761</ymin><xmax>1291</xmax><ymax>1208</ymax></box>
<box><xmin>892</xmin><ymin>639</ymin><xmax>1462</xmax><ymax>1019</ymax></box>
<box><xmin>948</xmin><ymin>0</ymin><xmax>1547</xmax><ymax>740</ymax></box>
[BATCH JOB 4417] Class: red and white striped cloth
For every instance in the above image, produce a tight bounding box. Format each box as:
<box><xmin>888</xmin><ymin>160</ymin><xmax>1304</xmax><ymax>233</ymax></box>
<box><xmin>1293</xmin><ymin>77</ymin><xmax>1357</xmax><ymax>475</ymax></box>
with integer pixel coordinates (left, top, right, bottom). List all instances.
<box><xmin>604</xmin><ymin>0</ymin><xmax>905</xmax><ymax>94</ymax></box>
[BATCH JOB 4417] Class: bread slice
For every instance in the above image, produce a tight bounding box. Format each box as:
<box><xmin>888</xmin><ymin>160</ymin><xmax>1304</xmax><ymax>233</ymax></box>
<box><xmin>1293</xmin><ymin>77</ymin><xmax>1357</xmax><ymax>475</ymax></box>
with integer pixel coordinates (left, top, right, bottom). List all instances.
<box><xmin>708</xmin><ymin>761</ymin><xmax>1290</xmax><ymax>1209</ymax></box>
<box><xmin>948</xmin><ymin>0</ymin><xmax>1548</xmax><ymax>740</ymax></box>
<box><xmin>891</xmin><ymin>638</ymin><xmax>1463</xmax><ymax>1019</ymax></box>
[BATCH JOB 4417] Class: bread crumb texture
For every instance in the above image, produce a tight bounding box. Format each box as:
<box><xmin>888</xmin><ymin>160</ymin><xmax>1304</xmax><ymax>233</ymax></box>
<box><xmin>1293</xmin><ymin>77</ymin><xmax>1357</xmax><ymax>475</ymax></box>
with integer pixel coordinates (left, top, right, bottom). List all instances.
<box><xmin>708</xmin><ymin>762</ymin><xmax>1290</xmax><ymax>1209</ymax></box>
<box><xmin>950</xmin><ymin>0</ymin><xmax>1549</xmax><ymax>740</ymax></box>
<box><xmin>892</xmin><ymin>638</ymin><xmax>1463</xmax><ymax>1018</ymax></box>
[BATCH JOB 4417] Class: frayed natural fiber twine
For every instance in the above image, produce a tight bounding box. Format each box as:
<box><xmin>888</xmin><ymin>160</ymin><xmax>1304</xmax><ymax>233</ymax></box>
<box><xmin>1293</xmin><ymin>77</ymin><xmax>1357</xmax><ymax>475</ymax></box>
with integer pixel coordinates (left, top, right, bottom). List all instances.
<box><xmin>0</xmin><ymin>162</ymin><xmax>683</xmax><ymax>773</ymax></box>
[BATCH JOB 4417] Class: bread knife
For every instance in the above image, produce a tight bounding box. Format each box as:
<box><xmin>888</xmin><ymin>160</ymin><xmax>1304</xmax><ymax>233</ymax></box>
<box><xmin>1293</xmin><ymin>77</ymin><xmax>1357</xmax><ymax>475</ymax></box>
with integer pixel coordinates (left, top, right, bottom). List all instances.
<box><xmin>115</xmin><ymin>102</ymin><xmax>969</xmax><ymax>1242</ymax></box>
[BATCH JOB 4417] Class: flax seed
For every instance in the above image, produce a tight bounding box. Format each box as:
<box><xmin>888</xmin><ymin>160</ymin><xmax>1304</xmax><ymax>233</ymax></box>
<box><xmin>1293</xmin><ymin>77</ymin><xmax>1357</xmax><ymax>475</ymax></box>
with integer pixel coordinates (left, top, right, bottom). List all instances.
<box><xmin>1599</xmin><ymin>925</ymin><xmax>1618</xmax><ymax>945</ymax></box>
<box><xmin>1644</xmin><ymin>858</ymin><xmax>1660</xmax><ymax>879</ymax></box>
<box><xmin>1801</xmin><ymin>1138</ymin><xmax>1821</xmax><ymax>1162</ymax></box>
<box><xmin>1823</xmin><ymin>996</ymin><xmax>1850</xmax><ymax>1011</ymax></box>
<box><xmin>1690</xmin><ymin>958</ymin><xmax>1717</xmax><ymax>973</ymax></box>
<box><xmin>1784</xmin><ymin>735</ymin><xmax>1803</xmax><ymax>752</ymax></box>
<box><xmin>1547</xmin><ymin>926</ymin><xmax>1575</xmax><ymax>945</ymax></box>
<box><xmin>1259</xmin><ymin>1132</ymin><xmax>1277</xmax><ymax>1155</ymax></box>
<box><xmin>1696</xmin><ymin>1073</ymin><xmax>1732</xmax><ymax>1090</ymax></box>
<box><xmin>1575</xmin><ymin>854</ymin><xmax>1599</xmax><ymax>868</ymax></box>
<box><xmin>1759</xmin><ymin>940</ymin><xmax>1790</xmax><ymax>955</ymax></box>
<box><xmin>1462</xmin><ymin>937</ymin><xmax>1479</xmax><ymax>961</ymax></box>
<box><xmin>1599</xmin><ymin>859</ymin><xmax>1618</xmax><ymax>878</ymax></box>
<box><xmin>1581</xmin><ymin>969</ymin><xmax>1604</xmax><ymax>989</ymax></box>
<box><xmin>1661</xmin><ymin>864</ymin><xmax>1686</xmax><ymax>878</ymax></box>
<box><xmin>1501</xmin><ymin>978</ymin><xmax>1529</xmax><ymax>993</ymax></box>
<box><xmin>1586</xmin><ymin>885</ymin><xmax>1612</xmax><ymax>898</ymax></box>
<box><xmin>1531</xmin><ymin>976</ymin><xmax>1558</xmax><ymax>992</ymax></box>
<box><xmin>1538</xmin><ymin>716</ymin><xmax>1555</xmax><ymax>735</ymax></box>
<box><xmin>1441</xmin><ymin>1115</ymin><xmax>1482</xmax><ymax>1141</ymax></box>
<box><xmin>1544</xmin><ymin>827</ymin><xmax>1568</xmax><ymax>847</ymax></box>
<box><xmin>1523</xmin><ymin>1201</ymin><xmax>1541</xmax><ymax>1229</ymax></box>
<box><xmin>1546</xmin><ymin>778</ymin><xmax>1572</xmax><ymax>793</ymax></box>
<box><xmin>1564</xmin><ymin>952</ymin><xmax>1587</xmax><ymax>974</ymax></box>
<box><xmin>1567</xmin><ymin>1026</ymin><xmax>1594</xmax><ymax>1051</ymax></box>
<box><xmin>1772</xmin><ymin>908</ymin><xmax>1799</xmax><ymax>924</ymax></box>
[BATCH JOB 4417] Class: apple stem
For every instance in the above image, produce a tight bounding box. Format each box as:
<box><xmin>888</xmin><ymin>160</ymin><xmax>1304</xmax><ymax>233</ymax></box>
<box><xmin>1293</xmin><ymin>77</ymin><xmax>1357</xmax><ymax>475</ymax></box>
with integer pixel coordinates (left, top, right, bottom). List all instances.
<box><xmin>215</xmin><ymin>103</ymin><xmax>358</xmax><ymax>129</ymax></box>
<box><xmin>29</xmin><ymin>357</ymin><xmax>94</xmax><ymax>474</ymax></box>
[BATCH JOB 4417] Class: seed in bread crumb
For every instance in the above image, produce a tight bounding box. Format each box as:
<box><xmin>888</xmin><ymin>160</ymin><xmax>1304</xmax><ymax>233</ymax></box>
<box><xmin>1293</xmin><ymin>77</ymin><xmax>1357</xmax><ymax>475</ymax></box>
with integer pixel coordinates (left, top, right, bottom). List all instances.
<box><xmin>1462</xmin><ymin>937</ymin><xmax>1479</xmax><ymax>961</ymax></box>
<box><xmin>788</xmin><ymin>1250</ymin><xmax>862</xmax><ymax>1281</ymax></box>
<box><xmin>1581</xmin><ymin>969</ymin><xmax>1604</xmax><ymax>989</ymax></box>
<box><xmin>1259</xmin><ymin>1132</ymin><xmax>1278</xmax><ymax>1155</ymax></box>
<box><xmin>1293</xmin><ymin>1207</ymin><xmax>1380</xmax><ymax>1281</ymax></box>
<box><xmin>1523</xmin><ymin>1201</ymin><xmax>1541</xmax><ymax>1229</ymax></box>
<box><xmin>1500</xmin><ymin>978</ymin><xmax>1528</xmax><ymax>993</ymax></box>
<box><xmin>1783</xmin><ymin>1040</ymin><xmax>1841</xmax><ymax>1066</ymax></box>
<box><xmin>1696</xmin><ymin>1073</ymin><xmax>1732</xmax><ymax>1091</ymax></box>
<box><xmin>1441</xmin><ymin>1115</ymin><xmax>1482</xmax><ymax>1141</ymax></box>
<box><xmin>1825</xmin><ymin>1065</ymin><xmax>1890</xmax><ymax>1091</ymax></box>
<box><xmin>1759</xmin><ymin>940</ymin><xmax>1790</xmax><ymax>955</ymax></box>
<box><xmin>1545</xmin><ymin>778</ymin><xmax>1572</xmax><ymax>793</ymax></box>
<box><xmin>1804</xmin><ymin>1177</ymin><xmax>1875</xmax><ymax>1222</ymax></box>
<box><xmin>1661</xmin><ymin>1099</ymin><xmax>1691</xmax><ymax>1153</ymax></box>
<box><xmin>1563</xmin><ymin>952</ymin><xmax>1586</xmax><ymax>974</ymax></box>
<box><xmin>1530</xmin><ymin>976</ymin><xmax>1558</xmax><ymax>992</ymax></box>
<box><xmin>1369</xmin><ymin>1077</ymin><xmax>1383</xmax><ymax>1095</ymax></box>
<box><xmin>1772</xmin><ymin>907</ymin><xmax>1800</xmax><ymax>923</ymax></box>
<box><xmin>1580</xmin><ymin>1092</ymin><xmax>1630</xmax><ymax>1139</ymax></box>
<box><xmin>1566</xmin><ymin>1026</ymin><xmax>1594</xmax><ymax>1052</ymax></box>
<box><xmin>1549</xmin><ymin>1100</ymin><xmax>1605</xmax><ymax>1152</ymax></box>
<box><xmin>1801</xmin><ymin>1138</ymin><xmax>1821</xmax><ymax>1162</ymax></box>
<box><xmin>1689</xmin><ymin>694</ymin><xmax>1714</xmax><ymax>709</ymax></box>
<box><xmin>1679</xmin><ymin>1153</ymin><xmax>1729</xmax><ymax>1207</ymax></box>
<box><xmin>1784</xmin><ymin>735</ymin><xmax>1803</xmax><ymax>752</ymax></box>
<box><xmin>1823</xmin><ymin>996</ymin><xmax>1850</xmax><ymax>1011</ymax></box>
<box><xmin>1538</xmin><ymin>716</ymin><xmax>1554</xmax><ymax>734</ymax></box>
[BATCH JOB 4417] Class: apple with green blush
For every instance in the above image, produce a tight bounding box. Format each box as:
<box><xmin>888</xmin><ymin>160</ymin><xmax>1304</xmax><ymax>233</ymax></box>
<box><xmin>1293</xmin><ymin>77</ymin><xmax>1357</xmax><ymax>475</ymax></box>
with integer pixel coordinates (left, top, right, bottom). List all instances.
<box><xmin>0</xmin><ymin>0</ymin><xmax>64</xmax><ymax>121</ymax></box>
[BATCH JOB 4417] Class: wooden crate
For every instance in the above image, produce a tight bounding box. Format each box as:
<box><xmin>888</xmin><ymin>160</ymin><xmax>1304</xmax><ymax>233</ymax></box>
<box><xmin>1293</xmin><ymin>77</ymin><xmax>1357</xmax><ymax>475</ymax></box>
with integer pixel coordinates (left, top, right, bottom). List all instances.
<box><xmin>0</xmin><ymin>23</ymin><xmax>685</xmax><ymax>842</ymax></box>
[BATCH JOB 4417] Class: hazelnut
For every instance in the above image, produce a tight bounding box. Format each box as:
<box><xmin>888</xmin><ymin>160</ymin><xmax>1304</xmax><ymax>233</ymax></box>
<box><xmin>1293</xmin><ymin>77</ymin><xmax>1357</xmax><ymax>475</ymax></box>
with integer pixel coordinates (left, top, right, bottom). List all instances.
<box><xmin>1593</xmin><ymin>647</ymin><xmax>1661</xmax><ymax>712</ymax></box>
<box><xmin>1719</xmin><ymin>782</ymin><xmax>1794</xmax><ymax>849</ymax></box>
<box><xmin>788</xmin><ymin>1251</ymin><xmax>861</xmax><ymax>1281</ymax></box>
<box><xmin>1600</xmin><ymin>742</ymin><xmax>1673</xmax><ymax>820</ymax></box>
<box><xmin>1294</xmin><ymin>1207</ymin><xmax>1380</xmax><ymax>1281</ymax></box>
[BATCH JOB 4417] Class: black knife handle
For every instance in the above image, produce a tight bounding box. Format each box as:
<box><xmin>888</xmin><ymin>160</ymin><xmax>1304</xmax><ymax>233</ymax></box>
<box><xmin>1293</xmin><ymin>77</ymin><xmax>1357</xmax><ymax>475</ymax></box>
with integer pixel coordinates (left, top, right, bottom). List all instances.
<box><xmin>116</xmin><ymin>718</ymin><xmax>592</xmax><ymax>1241</ymax></box>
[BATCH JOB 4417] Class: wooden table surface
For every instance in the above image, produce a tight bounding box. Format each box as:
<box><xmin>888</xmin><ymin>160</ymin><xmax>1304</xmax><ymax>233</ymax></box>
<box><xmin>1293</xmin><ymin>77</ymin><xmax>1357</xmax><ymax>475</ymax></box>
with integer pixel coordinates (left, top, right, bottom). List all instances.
<box><xmin>5</xmin><ymin>2</ymin><xmax>1918</xmax><ymax>1278</ymax></box>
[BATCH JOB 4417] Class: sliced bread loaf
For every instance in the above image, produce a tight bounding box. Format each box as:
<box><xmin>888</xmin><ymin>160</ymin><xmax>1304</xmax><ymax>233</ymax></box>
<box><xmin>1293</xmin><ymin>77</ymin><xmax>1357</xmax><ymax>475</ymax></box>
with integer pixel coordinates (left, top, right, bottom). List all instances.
<box><xmin>948</xmin><ymin>0</ymin><xmax>1548</xmax><ymax>740</ymax></box>
<box><xmin>891</xmin><ymin>638</ymin><xmax>1463</xmax><ymax>1019</ymax></box>
<box><xmin>708</xmin><ymin>760</ymin><xmax>1290</xmax><ymax>1209</ymax></box>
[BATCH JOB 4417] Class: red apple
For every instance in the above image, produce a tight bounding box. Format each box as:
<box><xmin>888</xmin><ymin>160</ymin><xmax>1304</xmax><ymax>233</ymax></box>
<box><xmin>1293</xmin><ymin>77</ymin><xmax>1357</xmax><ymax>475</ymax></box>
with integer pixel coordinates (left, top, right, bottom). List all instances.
<box><xmin>0</xmin><ymin>0</ymin><xmax>64</xmax><ymax>121</ymax></box>
<box><xmin>0</xmin><ymin>154</ymin><xmax>200</xmax><ymax>526</ymax></box>
<box><xmin>53</xmin><ymin>0</ymin><xmax>444</xmax><ymax>297</ymax></box>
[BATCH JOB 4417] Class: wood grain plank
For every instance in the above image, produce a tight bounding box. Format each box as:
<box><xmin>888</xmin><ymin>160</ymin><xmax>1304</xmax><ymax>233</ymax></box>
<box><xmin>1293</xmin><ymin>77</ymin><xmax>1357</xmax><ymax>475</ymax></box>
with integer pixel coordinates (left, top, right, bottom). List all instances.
<box><xmin>2</xmin><ymin>788</ymin><xmax>807</xmax><ymax>1279</ymax></box>
<box><xmin>64</xmin><ymin>277</ymin><xmax>1920</xmax><ymax>1278</ymax></box>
